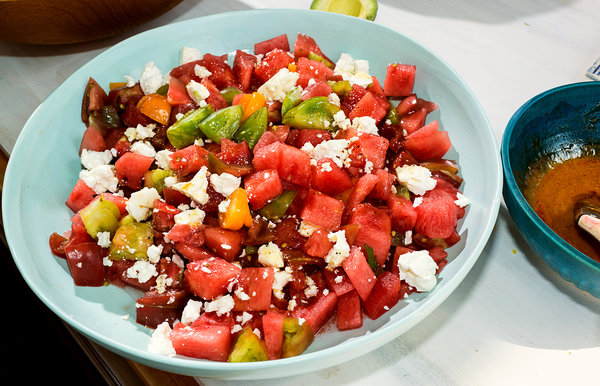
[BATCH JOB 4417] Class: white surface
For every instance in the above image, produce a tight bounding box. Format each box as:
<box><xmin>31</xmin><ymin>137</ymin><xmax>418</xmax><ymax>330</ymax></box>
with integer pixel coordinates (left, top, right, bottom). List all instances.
<box><xmin>1</xmin><ymin>0</ymin><xmax>599</xmax><ymax>385</ymax></box>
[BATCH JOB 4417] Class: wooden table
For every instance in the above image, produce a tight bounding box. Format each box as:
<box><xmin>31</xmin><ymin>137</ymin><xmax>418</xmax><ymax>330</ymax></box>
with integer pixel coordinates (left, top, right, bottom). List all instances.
<box><xmin>1</xmin><ymin>0</ymin><xmax>599</xmax><ymax>384</ymax></box>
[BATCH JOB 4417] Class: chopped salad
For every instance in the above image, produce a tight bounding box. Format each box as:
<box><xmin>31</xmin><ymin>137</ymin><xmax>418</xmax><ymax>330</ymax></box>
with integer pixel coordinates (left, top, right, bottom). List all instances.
<box><xmin>49</xmin><ymin>33</ymin><xmax>469</xmax><ymax>362</ymax></box>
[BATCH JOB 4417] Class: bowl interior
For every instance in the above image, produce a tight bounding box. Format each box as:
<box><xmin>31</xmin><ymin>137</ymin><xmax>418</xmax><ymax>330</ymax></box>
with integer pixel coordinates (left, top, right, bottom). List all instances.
<box><xmin>502</xmin><ymin>82</ymin><xmax>600</xmax><ymax>288</ymax></box>
<box><xmin>3</xmin><ymin>9</ymin><xmax>502</xmax><ymax>378</ymax></box>
<box><xmin>506</xmin><ymin>82</ymin><xmax>600</xmax><ymax>191</ymax></box>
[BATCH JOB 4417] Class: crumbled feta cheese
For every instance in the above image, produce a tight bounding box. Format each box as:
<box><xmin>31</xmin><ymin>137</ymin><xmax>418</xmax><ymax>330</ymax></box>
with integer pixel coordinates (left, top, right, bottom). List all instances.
<box><xmin>234</xmin><ymin>286</ymin><xmax>251</xmax><ymax>301</ymax></box>
<box><xmin>180</xmin><ymin>46</ymin><xmax>202</xmax><ymax>64</ymax></box>
<box><xmin>302</xmin><ymin>139</ymin><xmax>351</xmax><ymax>169</ymax></box>
<box><xmin>174</xmin><ymin>208</ymin><xmax>206</xmax><ymax>225</ymax></box>
<box><xmin>332</xmin><ymin>110</ymin><xmax>352</xmax><ymax>130</ymax></box>
<box><xmin>125</xmin><ymin>123</ymin><xmax>156</xmax><ymax>142</ymax></box>
<box><xmin>194</xmin><ymin>64</ymin><xmax>212</xmax><ymax>78</ymax></box>
<box><xmin>413</xmin><ymin>196</ymin><xmax>423</xmax><ymax>207</ymax></box>
<box><xmin>320</xmin><ymin>161</ymin><xmax>333</xmax><ymax>172</ymax></box>
<box><xmin>334</xmin><ymin>53</ymin><xmax>373</xmax><ymax>88</ymax></box>
<box><xmin>103</xmin><ymin>256</ymin><xmax>113</xmax><ymax>267</ymax></box>
<box><xmin>324</xmin><ymin>230</ymin><xmax>351</xmax><ymax>269</ymax></box>
<box><xmin>154</xmin><ymin>149</ymin><xmax>173</xmax><ymax>170</ymax></box>
<box><xmin>96</xmin><ymin>231</ymin><xmax>111</xmax><ymax>248</ymax></box>
<box><xmin>287</xmin><ymin>298</ymin><xmax>297</xmax><ymax>311</ymax></box>
<box><xmin>80</xmin><ymin>149</ymin><xmax>113</xmax><ymax>170</ymax></box>
<box><xmin>404</xmin><ymin>230</ymin><xmax>413</xmax><ymax>245</ymax></box>
<box><xmin>210</xmin><ymin>172</ymin><xmax>241</xmax><ymax>197</ymax></box>
<box><xmin>204</xmin><ymin>295</ymin><xmax>235</xmax><ymax>316</ymax></box>
<box><xmin>258</xmin><ymin>242</ymin><xmax>284</xmax><ymax>268</ymax></box>
<box><xmin>153</xmin><ymin>273</ymin><xmax>172</xmax><ymax>294</ymax></box>
<box><xmin>124</xmin><ymin>75</ymin><xmax>136</xmax><ymax>87</ymax></box>
<box><xmin>455</xmin><ymin>192</ymin><xmax>470</xmax><ymax>208</ymax></box>
<box><xmin>126</xmin><ymin>260</ymin><xmax>158</xmax><ymax>283</ymax></box>
<box><xmin>164</xmin><ymin>176</ymin><xmax>178</xmax><ymax>187</ymax></box>
<box><xmin>181</xmin><ymin>299</ymin><xmax>203</xmax><ymax>325</ymax></box>
<box><xmin>218</xmin><ymin>199</ymin><xmax>230</xmax><ymax>213</ymax></box>
<box><xmin>304</xmin><ymin>276</ymin><xmax>318</xmax><ymax>298</ymax></box>
<box><xmin>297</xmin><ymin>221</ymin><xmax>319</xmax><ymax>237</ymax></box>
<box><xmin>257</xmin><ymin>68</ymin><xmax>300</xmax><ymax>102</ymax></box>
<box><xmin>352</xmin><ymin>116</ymin><xmax>379</xmax><ymax>136</ymax></box>
<box><xmin>272</xmin><ymin>267</ymin><xmax>293</xmax><ymax>299</ymax></box>
<box><xmin>395</xmin><ymin>165</ymin><xmax>437</xmax><ymax>196</ymax></box>
<box><xmin>171</xmin><ymin>166</ymin><xmax>210</xmax><ymax>204</ymax></box>
<box><xmin>231</xmin><ymin>324</ymin><xmax>242</xmax><ymax>334</ymax></box>
<box><xmin>334</xmin><ymin>275</ymin><xmax>343</xmax><ymax>284</ymax></box>
<box><xmin>148</xmin><ymin>321</ymin><xmax>176</xmax><ymax>356</ymax></box>
<box><xmin>240</xmin><ymin>311</ymin><xmax>253</xmax><ymax>325</ymax></box>
<box><xmin>328</xmin><ymin>92</ymin><xmax>341</xmax><ymax>107</ymax></box>
<box><xmin>364</xmin><ymin>160</ymin><xmax>374</xmax><ymax>174</ymax></box>
<box><xmin>186</xmin><ymin>80</ymin><xmax>210</xmax><ymax>106</ymax></box>
<box><xmin>126</xmin><ymin>187</ymin><xmax>161</xmax><ymax>221</ymax></box>
<box><xmin>79</xmin><ymin>165</ymin><xmax>119</xmax><ymax>194</ymax></box>
<box><xmin>397</xmin><ymin>250</ymin><xmax>438</xmax><ymax>292</ymax></box>
<box><xmin>130</xmin><ymin>141</ymin><xmax>156</xmax><ymax>158</ymax></box>
<box><xmin>146</xmin><ymin>244</ymin><xmax>163</xmax><ymax>263</ymax></box>
<box><xmin>253</xmin><ymin>328</ymin><xmax>262</xmax><ymax>339</ymax></box>
<box><xmin>139</xmin><ymin>62</ymin><xmax>165</xmax><ymax>95</ymax></box>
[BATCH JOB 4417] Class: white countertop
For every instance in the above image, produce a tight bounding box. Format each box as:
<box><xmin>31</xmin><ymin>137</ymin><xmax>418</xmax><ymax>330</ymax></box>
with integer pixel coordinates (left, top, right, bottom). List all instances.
<box><xmin>1</xmin><ymin>1</ymin><xmax>599</xmax><ymax>385</ymax></box>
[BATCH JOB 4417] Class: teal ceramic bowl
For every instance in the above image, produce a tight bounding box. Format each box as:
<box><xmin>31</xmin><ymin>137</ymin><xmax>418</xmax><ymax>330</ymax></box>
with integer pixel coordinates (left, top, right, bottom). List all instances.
<box><xmin>3</xmin><ymin>9</ymin><xmax>502</xmax><ymax>379</ymax></box>
<box><xmin>501</xmin><ymin>82</ymin><xmax>600</xmax><ymax>298</ymax></box>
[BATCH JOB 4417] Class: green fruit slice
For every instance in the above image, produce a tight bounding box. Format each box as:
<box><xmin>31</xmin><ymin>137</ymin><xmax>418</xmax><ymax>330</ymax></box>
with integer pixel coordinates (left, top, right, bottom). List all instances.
<box><xmin>310</xmin><ymin>0</ymin><xmax>378</xmax><ymax>21</ymax></box>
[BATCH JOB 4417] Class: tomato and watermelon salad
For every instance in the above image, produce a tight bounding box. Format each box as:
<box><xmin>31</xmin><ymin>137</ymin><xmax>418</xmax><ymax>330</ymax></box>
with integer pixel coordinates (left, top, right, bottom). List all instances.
<box><xmin>48</xmin><ymin>32</ymin><xmax>470</xmax><ymax>362</ymax></box>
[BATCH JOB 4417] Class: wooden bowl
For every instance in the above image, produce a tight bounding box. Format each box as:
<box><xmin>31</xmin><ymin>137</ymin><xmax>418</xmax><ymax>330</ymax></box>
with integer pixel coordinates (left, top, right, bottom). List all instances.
<box><xmin>0</xmin><ymin>0</ymin><xmax>183</xmax><ymax>45</ymax></box>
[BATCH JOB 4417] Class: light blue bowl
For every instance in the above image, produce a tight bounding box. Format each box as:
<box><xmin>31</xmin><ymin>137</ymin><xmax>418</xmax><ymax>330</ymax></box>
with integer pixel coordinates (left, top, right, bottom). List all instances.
<box><xmin>501</xmin><ymin>81</ymin><xmax>600</xmax><ymax>297</ymax></box>
<box><xmin>3</xmin><ymin>9</ymin><xmax>502</xmax><ymax>379</ymax></box>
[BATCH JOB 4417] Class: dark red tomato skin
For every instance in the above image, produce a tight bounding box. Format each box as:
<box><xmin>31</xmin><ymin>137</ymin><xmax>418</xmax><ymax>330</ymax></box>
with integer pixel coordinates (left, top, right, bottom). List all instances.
<box><xmin>49</xmin><ymin>232</ymin><xmax>68</xmax><ymax>258</ymax></box>
<box><xmin>63</xmin><ymin>242</ymin><xmax>105</xmax><ymax>287</ymax></box>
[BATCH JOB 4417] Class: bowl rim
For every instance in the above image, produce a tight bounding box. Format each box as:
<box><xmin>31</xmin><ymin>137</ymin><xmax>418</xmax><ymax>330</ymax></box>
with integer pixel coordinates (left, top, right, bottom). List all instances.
<box><xmin>3</xmin><ymin>8</ymin><xmax>503</xmax><ymax>377</ymax></box>
<box><xmin>501</xmin><ymin>81</ymin><xmax>600</xmax><ymax>271</ymax></box>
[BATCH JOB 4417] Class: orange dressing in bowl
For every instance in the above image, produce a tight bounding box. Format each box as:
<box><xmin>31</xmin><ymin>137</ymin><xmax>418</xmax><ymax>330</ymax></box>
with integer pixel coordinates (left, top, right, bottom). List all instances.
<box><xmin>523</xmin><ymin>155</ymin><xmax>600</xmax><ymax>262</ymax></box>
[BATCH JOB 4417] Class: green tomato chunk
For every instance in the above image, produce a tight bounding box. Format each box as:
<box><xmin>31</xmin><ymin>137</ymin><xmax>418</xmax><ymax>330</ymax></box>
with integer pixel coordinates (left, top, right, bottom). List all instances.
<box><xmin>281</xmin><ymin>86</ymin><xmax>304</xmax><ymax>119</ymax></box>
<box><xmin>166</xmin><ymin>105</ymin><xmax>214</xmax><ymax>149</ymax></box>
<box><xmin>108</xmin><ymin>221</ymin><xmax>154</xmax><ymax>261</ymax></box>
<box><xmin>258</xmin><ymin>190</ymin><xmax>298</xmax><ymax>220</ymax></box>
<box><xmin>228</xmin><ymin>328</ymin><xmax>269</xmax><ymax>362</ymax></box>
<box><xmin>282</xmin><ymin>96</ymin><xmax>341</xmax><ymax>131</ymax></box>
<box><xmin>79</xmin><ymin>195</ymin><xmax>121</xmax><ymax>239</ymax></box>
<box><xmin>282</xmin><ymin>317</ymin><xmax>314</xmax><ymax>358</ymax></box>
<box><xmin>143</xmin><ymin>168</ymin><xmax>173</xmax><ymax>195</ymax></box>
<box><xmin>233</xmin><ymin>106</ymin><xmax>268</xmax><ymax>149</ymax></box>
<box><xmin>197</xmin><ymin>104</ymin><xmax>243</xmax><ymax>144</ymax></box>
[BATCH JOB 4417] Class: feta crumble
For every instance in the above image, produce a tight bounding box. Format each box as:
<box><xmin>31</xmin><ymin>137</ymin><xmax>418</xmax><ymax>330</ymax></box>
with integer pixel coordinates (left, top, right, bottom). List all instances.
<box><xmin>130</xmin><ymin>141</ymin><xmax>156</xmax><ymax>158</ymax></box>
<box><xmin>148</xmin><ymin>322</ymin><xmax>176</xmax><ymax>356</ymax></box>
<box><xmin>334</xmin><ymin>53</ymin><xmax>373</xmax><ymax>88</ymax></box>
<box><xmin>181</xmin><ymin>299</ymin><xmax>203</xmax><ymax>325</ymax></box>
<box><xmin>210</xmin><ymin>172</ymin><xmax>241</xmax><ymax>197</ymax></box>
<box><xmin>186</xmin><ymin>80</ymin><xmax>210</xmax><ymax>106</ymax></box>
<box><xmin>455</xmin><ymin>192</ymin><xmax>470</xmax><ymax>208</ymax></box>
<box><xmin>79</xmin><ymin>165</ymin><xmax>119</xmax><ymax>194</ymax></box>
<box><xmin>204</xmin><ymin>295</ymin><xmax>235</xmax><ymax>316</ymax></box>
<box><xmin>139</xmin><ymin>62</ymin><xmax>166</xmax><ymax>95</ymax></box>
<box><xmin>80</xmin><ymin>149</ymin><xmax>113</xmax><ymax>170</ymax></box>
<box><xmin>258</xmin><ymin>242</ymin><xmax>284</xmax><ymax>268</ymax></box>
<box><xmin>301</xmin><ymin>139</ymin><xmax>351</xmax><ymax>169</ymax></box>
<box><xmin>257</xmin><ymin>68</ymin><xmax>299</xmax><ymax>102</ymax></box>
<box><xmin>272</xmin><ymin>267</ymin><xmax>293</xmax><ymax>300</ymax></box>
<box><xmin>96</xmin><ymin>231</ymin><xmax>111</xmax><ymax>248</ymax></box>
<box><xmin>174</xmin><ymin>208</ymin><xmax>206</xmax><ymax>226</ymax></box>
<box><xmin>180</xmin><ymin>46</ymin><xmax>202</xmax><ymax>64</ymax></box>
<box><xmin>324</xmin><ymin>230</ymin><xmax>351</xmax><ymax>269</ymax></box>
<box><xmin>194</xmin><ymin>64</ymin><xmax>212</xmax><ymax>78</ymax></box>
<box><xmin>171</xmin><ymin>166</ymin><xmax>210</xmax><ymax>205</ymax></box>
<box><xmin>126</xmin><ymin>187</ymin><xmax>161</xmax><ymax>222</ymax></box>
<box><xmin>395</xmin><ymin>165</ymin><xmax>437</xmax><ymax>196</ymax></box>
<box><xmin>127</xmin><ymin>260</ymin><xmax>158</xmax><ymax>283</ymax></box>
<box><xmin>397</xmin><ymin>250</ymin><xmax>438</xmax><ymax>292</ymax></box>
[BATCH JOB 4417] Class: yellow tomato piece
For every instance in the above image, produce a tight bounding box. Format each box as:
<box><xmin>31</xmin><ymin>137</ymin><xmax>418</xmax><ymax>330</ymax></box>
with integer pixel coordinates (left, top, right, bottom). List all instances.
<box><xmin>240</xmin><ymin>92</ymin><xmax>266</xmax><ymax>121</ymax></box>
<box><xmin>288</xmin><ymin>63</ymin><xmax>297</xmax><ymax>72</ymax></box>
<box><xmin>109</xmin><ymin>81</ymin><xmax>128</xmax><ymax>90</ymax></box>
<box><xmin>136</xmin><ymin>93</ymin><xmax>172</xmax><ymax>126</ymax></box>
<box><xmin>219</xmin><ymin>188</ymin><xmax>253</xmax><ymax>230</ymax></box>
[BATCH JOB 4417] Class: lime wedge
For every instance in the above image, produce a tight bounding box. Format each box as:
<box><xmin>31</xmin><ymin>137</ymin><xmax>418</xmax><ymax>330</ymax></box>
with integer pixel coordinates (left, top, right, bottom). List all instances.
<box><xmin>310</xmin><ymin>0</ymin><xmax>378</xmax><ymax>21</ymax></box>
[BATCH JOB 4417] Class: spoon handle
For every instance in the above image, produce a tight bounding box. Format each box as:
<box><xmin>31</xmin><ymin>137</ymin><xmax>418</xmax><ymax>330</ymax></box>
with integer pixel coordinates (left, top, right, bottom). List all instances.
<box><xmin>577</xmin><ymin>214</ymin><xmax>600</xmax><ymax>242</ymax></box>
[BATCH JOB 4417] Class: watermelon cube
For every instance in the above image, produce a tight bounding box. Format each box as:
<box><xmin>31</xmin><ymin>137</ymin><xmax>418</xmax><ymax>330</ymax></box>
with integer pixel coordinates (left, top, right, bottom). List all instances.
<box><xmin>404</xmin><ymin>120</ymin><xmax>452</xmax><ymax>162</ymax></box>
<box><xmin>383</xmin><ymin>63</ymin><xmax>416</xmax><ymax>97</ymax></box>
<box><xmin>232</xmin><ymin>49</ymin><xmax>257</xmax><ymax>92</ymax></box>
<box><xmin>233</xmin><ymin>267</ymin><xmax>275</xmax><ymax>312</ymax></box>
<box><xmin>300</xmin><ymin>189</ymin><xmax>345</xmax><ymax>231</ymax></box>
<box><xmin>115</xmin><ymin>152</ymin><xmax>154</xmax><ymax>190</ymax></box>
<box><xmin>387</xmin><ymin>195</ymin><xmax>418</xmax><ymax>233</ymax></box>
<box><xmin>244</xmin><ymin>169</ymin><xmax>283</xmax><ymax>210</ymax></box>
<box><xmin>322</xmin><ymin>267</ymin><xmax>355</xmax><ymax>297</ymax></box>
<box><xmin>342</xmin><ymin>246</ymin><xmax>376</xmax><ymax>301</ymax></box>
<box><xmin>291</xmin><ymin>290</ymin><xmax>338</xmax><ymax>334</ymax></box>
<box><xmin>262</xmin><ymin>310</ymin><xmax>285</xmax><ymax>360</ymax></box>
<box><xmin>363</xmin><ymin>271</ymin><xmax>404</xmax><ymax>320</ymax></box>
<box><xmin>336</xmin><ymin>290</ymin><xmax>363</xmax><ymax>330</ymax></box>
<box><xmin>184</xmin><ymin>257</ymin><xmax>241</xmax><ymax>300</ymax></box>
<box><xmin>310</xmin><ymin>158</ymin><xmax>353</xmax><ymax>197</ymax></box>
<box><xmin>65</xmin><ymin>179</ymin><xmax>97</xmax><ymax>213</ymax></box>
<box><xmin>348</xmin><ymin>92</ymin><xmax>388</xmax><ymax>124</ymax></box>
<box><xmin>170</xmin><ymin>322</ymin><xmax>232</xmax><ymax>362</ymax></box>
<box><xmin>254</xmin><ymin>34</ymin><xmax>290</xmax><ymax>56</ymax></box>
<box><xmin>348</xmin><ymin>203</ymin><xmax>392</xmax><ymax>266</ymax></box>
